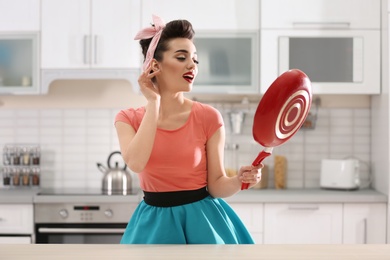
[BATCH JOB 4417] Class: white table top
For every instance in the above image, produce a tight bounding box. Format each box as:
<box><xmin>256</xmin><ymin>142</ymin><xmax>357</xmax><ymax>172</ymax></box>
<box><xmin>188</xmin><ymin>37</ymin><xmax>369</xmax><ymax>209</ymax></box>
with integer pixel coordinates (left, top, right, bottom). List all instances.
<box><xmin>2</xmin><ymin>244</ymin><xmax>390</xmax><ymax>260</ymax></box>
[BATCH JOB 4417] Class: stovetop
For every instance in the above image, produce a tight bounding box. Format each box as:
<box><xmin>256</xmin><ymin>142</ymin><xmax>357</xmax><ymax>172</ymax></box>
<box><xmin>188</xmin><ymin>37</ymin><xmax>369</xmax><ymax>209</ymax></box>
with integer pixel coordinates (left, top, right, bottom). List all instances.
<box><xmin>34</xmin><ymin>187</ymin><xmax>141</xmax><ymax>204</ymax></box>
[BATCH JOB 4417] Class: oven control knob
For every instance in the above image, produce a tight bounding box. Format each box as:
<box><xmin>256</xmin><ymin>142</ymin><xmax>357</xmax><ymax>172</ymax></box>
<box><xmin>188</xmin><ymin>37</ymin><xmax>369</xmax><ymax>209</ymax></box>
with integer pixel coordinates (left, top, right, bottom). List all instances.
<box><xmin>104</xmin><ymin>209</ymin><xmax>113</xmax><ymax>218</ymax></box>
<box><xmin>59</xmin><ymin>209</ymin><xmax>68</xmax><ymax>219</ymax></box>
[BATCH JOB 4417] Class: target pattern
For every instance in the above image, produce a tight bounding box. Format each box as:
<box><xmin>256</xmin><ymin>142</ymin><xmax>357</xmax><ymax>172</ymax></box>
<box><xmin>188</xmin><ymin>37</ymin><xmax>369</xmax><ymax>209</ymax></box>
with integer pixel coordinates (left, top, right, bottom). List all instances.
<box><xmin>275</xmin><ymin>90</ymin><xmax>310</xmax><ymax>140</ymax></box>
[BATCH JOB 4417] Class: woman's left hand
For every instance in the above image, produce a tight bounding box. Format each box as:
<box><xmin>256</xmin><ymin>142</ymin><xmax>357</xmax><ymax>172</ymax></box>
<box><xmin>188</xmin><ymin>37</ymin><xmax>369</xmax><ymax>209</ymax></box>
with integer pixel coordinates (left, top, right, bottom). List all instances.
<box><xmin>237</xmin><ymin>164</ymin><xmax>263</xmax><ymax>189</ymax></box>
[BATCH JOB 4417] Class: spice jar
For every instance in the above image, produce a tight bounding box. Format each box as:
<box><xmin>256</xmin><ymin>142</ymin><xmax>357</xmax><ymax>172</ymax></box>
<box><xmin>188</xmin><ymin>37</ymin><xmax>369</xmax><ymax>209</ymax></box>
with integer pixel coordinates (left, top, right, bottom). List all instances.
<box><xmin>31</xmin><ymin>168</ymin><xmax>40</xmax><ymax>186</ymax></box>
<box><xmin>32</xmin><ymin>147</ymin><xmax>40</xmax><ymax>165</ymax></box>
<box><xmin>12</xmin><ymin>168</ymin><xmax>20</xmax><ymax>186</ymax></box>
<box><xmin>2</xmin><ymin>167</ymin><xmax>10</xmax><ymax>186</ymax></box>
<box><xmin>3</xmin><ymin>146</ymin><xmax>10</xmax><ymax>165</ymax></box>
<box><xmin>22</xmin><ymin>147</ymin><xmax>31</xmax><ymax>165</ymax></box>
<box><xmin>22</xmin><ymin>168</ymin><xmax>30</xmax><ymax>186</ymax></box>
<box><xmin>13</xmin><ymin>147</ymin><xmax>21</xmax><ymax>165</ymax></box>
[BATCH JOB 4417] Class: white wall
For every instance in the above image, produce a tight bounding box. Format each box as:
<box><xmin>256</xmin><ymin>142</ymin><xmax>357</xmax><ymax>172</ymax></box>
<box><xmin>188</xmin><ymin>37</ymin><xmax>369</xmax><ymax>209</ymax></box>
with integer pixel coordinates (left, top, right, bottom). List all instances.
<box><xmin>0</xmin><ymin>80</ymin><xmax>374</xmax><ymax>190</ymax></box>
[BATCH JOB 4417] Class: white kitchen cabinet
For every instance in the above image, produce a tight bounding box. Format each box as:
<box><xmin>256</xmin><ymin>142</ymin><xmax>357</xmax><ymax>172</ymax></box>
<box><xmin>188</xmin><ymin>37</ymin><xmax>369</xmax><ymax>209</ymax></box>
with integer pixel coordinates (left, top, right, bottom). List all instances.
<box><xmin>0</xmin><ymin>204</ymin><xmax>33</xmax><ymax>244</ymax></box>
<box><xmin>141</xmin><ymin>0</ymin><xmax>259</xmax><ymax>30</ymax></box>
<box><xmin>264</xmin><ymin>203</ymin><xmax>343</xmax><ymax>244</ymax></box>
<box><xmin>343</xmin><ymin>203</ymin><xmax>387</xmax><ymax>244</ymax></box>
<box><xmin>0</xmin><ymin>236</ymin><xmax>31</xmax><ymax>244</ymax></box>
<box><xmin>230</xmin><ymin>203</ymin><xmax>263</xmax><ymax>244</ymax></box>
<box><xmin>0</xmin><ymin>0</ymin><xmax>40</xmax><ymax>31</ymax></box>
<box><xmin>0</xmin><ymin>34</ymin><xmax>40</xmax><ymax>95</ymax></box>
<box><xmin>261</xmin><ymin>0</ymin><xmax>380</xmax><ymax>29</ymax></box>
<box><xmin>191</xmin><ymin>32</ymin><xmax>259</xmax><ymax>94</ymax></box>
<box><xmin>0</xmin><ymin>204</ymin><xmax>33</xmax><ymax>234</ymax></box>
<box><xmin>41</xmin><ymin>0</ymin><xmax>140</xmax><ymax>69</ymax></box>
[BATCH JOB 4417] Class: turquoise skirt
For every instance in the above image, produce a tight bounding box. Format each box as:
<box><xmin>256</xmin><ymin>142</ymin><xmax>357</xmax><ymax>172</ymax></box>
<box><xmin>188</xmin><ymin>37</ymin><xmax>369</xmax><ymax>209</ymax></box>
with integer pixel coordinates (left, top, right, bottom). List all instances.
<box><xmin>120</xmin><ymin>196</ymin><xmax>254</xmax><ymax>244</ymax></box>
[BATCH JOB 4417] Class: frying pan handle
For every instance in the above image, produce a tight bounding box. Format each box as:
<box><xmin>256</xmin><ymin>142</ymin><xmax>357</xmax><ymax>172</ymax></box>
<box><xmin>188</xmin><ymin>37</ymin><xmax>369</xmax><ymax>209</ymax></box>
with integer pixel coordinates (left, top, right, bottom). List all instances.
<box><xmin>241</xmin><ymin>149</ymin><xmax>273</xmax><ymax>190</ymax></box>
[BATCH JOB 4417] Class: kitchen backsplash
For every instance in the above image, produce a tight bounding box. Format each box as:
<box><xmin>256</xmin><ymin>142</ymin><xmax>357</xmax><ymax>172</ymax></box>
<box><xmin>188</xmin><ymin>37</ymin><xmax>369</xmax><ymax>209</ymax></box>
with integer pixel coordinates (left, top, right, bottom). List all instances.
<box><xmin>0</xmin><ymin>104</ymin><xmax>371</xmax><ymax>190</ymax></box>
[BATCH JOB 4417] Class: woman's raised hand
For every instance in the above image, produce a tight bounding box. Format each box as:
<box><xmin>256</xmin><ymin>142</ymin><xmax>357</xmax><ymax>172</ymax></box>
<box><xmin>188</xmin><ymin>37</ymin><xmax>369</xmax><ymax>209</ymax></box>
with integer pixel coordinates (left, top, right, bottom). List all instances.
<box><xmin>138</xmin><ymin>65</ymin><xmax>161</xmax><ymax>102</ymax></box>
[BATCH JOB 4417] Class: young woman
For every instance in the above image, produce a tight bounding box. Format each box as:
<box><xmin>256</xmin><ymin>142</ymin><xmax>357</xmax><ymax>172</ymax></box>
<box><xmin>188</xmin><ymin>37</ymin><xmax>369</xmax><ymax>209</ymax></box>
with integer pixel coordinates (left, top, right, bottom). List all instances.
<box><xmin>115</xmin><ymin>15</ymin><xmax>263</xmax><ymax>244</ymax></box>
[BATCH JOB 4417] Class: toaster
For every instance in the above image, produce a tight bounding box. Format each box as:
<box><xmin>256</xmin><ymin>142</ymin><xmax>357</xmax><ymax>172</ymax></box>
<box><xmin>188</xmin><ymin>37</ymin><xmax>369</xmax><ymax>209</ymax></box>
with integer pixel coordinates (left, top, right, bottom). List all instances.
<box><xmin>320</xmin><ymin>159</ymin><xmax>360</xmax><ymax>190</ymax></box>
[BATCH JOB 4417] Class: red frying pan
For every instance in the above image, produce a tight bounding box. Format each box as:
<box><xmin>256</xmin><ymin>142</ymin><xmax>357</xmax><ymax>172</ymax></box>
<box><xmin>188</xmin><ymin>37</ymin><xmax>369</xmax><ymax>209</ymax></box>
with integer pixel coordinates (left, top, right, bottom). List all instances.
<box><xmin>241</xmin><ymin>69</ymin><xmax>312</xmax><ymax>190</ymax></box>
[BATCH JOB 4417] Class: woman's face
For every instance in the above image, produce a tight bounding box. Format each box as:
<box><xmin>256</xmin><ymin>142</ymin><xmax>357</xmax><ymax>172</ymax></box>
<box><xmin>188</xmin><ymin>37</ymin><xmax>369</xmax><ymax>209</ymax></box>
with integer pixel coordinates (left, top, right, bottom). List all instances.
<box><xmin>155</xmin><ymin>38</ymin><xmax>198</xmax><ymax>92</ymax></box>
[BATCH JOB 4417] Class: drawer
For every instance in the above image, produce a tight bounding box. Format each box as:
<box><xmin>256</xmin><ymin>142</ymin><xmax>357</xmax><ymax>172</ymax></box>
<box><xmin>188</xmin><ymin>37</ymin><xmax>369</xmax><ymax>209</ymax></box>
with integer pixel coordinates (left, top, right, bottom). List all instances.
<box><xmin>0</xmin><ymin>204</ymin><xmax>33</xmax><ymax>234</ymax></box>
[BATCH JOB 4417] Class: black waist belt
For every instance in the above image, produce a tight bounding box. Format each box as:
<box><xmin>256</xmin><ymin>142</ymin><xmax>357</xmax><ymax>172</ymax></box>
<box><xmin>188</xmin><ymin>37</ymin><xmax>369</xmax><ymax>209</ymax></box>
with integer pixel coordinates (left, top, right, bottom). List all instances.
<box><xmin>143</xmin><ymin>186</ymin><xmax>210</xmax><ymax>207</ymax></box>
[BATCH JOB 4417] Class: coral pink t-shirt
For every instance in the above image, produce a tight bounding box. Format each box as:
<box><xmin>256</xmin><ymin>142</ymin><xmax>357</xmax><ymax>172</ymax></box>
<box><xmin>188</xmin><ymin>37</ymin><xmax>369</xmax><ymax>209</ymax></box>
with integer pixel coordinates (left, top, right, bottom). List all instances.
<box><xmin>115</xmin><ymin>101</ymin><xmax>223</xmax><ymax>192</ymax></box>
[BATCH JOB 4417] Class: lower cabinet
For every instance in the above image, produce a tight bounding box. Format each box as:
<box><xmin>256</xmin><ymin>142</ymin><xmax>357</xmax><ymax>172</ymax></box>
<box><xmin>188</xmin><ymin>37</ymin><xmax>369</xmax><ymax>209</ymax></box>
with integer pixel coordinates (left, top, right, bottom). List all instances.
<box><xmin>0</xmin><ymin>204</ymin><xmax>34</xmax><ymax>244</ymax></box>
<box><xmin>264</xmin><ymin>203</ymin><xmax>343</xmax><ymax>244</ymax></box>
<box><xmin>230</xmin><ymin>202</ymin><xmax>387</xmax><ymax>245</ymax></box>
<box><xmin>343</xmin><ymin>203</ymin><xmax>387</xmax><ymax>244</ymax></box>
<box><xmin>229</xmin><ymin>203</ymin><xmax>263</xmax><ymax>244</ymax></box>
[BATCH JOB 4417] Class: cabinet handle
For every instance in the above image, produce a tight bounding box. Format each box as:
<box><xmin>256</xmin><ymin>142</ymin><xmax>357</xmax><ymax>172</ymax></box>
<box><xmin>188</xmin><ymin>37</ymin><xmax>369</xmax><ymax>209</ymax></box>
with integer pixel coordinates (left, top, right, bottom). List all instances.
<box><xmin>292</xmin><ymin>22</ymin><xmax>350</xmax><ymax>29</ymax></box>
<box><xmin>288</xmin><ymin>205</ymin><xmax>319</xmax><ymax>210</ymax></box>
<box><xmin>94</xmin><ymin>35</ymin><xmax>98</xmax><ymax>64</ymax></box>
<box><xmin>93</xmin><ymin>35</ymin><xmax>100</xmax><ymax>64</ymax></box>
<box><xmin>83</xmin><ymin>35</ymin><xmax>90</xmax><ymax>64</ymax></box>
<box><xmin>363</xmin><ymin>218</ymin><xmax>367</xmax><ymax>244</ymax></box>
<box><xmin>38</xmin><ymin>227</ymin><xmax>125</xmax><ymax>234</ymax></box>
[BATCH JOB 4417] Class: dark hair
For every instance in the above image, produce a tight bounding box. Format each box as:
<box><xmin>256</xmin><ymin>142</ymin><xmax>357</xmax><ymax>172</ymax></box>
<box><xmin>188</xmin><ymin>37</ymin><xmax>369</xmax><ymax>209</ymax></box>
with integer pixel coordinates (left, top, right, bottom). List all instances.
<box><xmin>139</xmin><ymin>19</ymin><xmax>195</xmax><ymax>62</ymax></box>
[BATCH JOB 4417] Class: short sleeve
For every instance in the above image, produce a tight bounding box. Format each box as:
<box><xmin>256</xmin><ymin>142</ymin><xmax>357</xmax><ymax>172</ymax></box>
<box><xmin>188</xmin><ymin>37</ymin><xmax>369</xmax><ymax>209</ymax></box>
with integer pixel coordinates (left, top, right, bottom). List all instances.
<box><xmin>114</xmin><ymin>107</ymin><xmax>145</xmax><ymax>131</ymax></box>
<box><xmin>202</xmin><ymin>104</ymin><xmax>224</xmax><ymax>139</ymax></box>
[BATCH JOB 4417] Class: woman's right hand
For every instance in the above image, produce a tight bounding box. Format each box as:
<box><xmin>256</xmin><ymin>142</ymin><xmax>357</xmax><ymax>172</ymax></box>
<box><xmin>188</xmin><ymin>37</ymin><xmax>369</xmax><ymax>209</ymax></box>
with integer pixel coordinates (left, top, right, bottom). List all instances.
<box><xmin>138</xmin><ymin>64</ymin><xmax>161</xmax><ymax>102</ymax></box>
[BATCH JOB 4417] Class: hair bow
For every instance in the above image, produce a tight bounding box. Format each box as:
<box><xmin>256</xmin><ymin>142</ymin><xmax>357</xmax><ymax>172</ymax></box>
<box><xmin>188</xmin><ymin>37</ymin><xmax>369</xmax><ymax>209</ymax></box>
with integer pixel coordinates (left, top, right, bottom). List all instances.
<box><xmin>134</xmin><ymin>15</ymin><xmax>166</xmax><ymax>72</ymax></box>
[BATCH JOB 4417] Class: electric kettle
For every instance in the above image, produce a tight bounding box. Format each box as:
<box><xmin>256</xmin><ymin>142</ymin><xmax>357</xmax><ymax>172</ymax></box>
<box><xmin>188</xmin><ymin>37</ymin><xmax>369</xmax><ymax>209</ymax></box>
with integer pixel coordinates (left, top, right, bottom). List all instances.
<box><xmin>97</xmin><ymin>151</ymin><xmax>132</xmax><ymax>195</ymax></box>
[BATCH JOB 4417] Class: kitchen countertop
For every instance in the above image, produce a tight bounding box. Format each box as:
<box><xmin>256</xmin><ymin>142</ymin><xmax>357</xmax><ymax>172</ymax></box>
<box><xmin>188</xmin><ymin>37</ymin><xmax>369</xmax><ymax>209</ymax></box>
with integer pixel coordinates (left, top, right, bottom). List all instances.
<box><xmin>225</xmin><ymin>188</ymin><xmax>388</xmax><ymax>203</ymax></box>
<box><xmin>2</xmin><ymin>244</ymin><xmax>390</xmax><ymax>260</ymax></box>
<box><xmin>0</xmin><ymin>188</ymin><xmax>39</xmax><ymax>204</ymax></box>
<box><xmin>0</xmin><ymin>188</ymin><xmax>387</xmax><ymax>204</ymax></box>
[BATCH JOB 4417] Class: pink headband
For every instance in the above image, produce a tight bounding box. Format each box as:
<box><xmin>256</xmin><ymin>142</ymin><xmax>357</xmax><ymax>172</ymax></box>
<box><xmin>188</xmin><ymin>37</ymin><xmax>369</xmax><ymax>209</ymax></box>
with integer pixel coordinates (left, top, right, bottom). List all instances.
<box><xmin>134</xmin><ymin>15</ymin><xmax>166</xmax><ymax>72</ymax></box>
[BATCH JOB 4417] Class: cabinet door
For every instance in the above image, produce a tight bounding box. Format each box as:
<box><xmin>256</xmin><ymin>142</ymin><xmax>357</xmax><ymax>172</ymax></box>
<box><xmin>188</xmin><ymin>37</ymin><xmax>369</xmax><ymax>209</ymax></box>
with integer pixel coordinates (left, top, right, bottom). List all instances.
<box><xmin>260</xmin><ymin>29</ymin><xmax>380</xmax><ymax>94</ymax></box>
<box><xmin>92</xmin><ymin>0</ymin><xmax>140</xmax><ymax>68</ymax></box>
<box><xmin>0</xmin><ymin>204</ymin><xmax>33</xmax><ymax>234</ymax></box>
<box><xmin>264</xmin><ymin>203</ymin><xmax>342</xmax><ymax>244</ymax></box>
<box><xmin>141</xmin><ymin>0</ymin><xmax>259</xmax><ymax>30</ymax></box>
<box><xmin>0</xmin><ymin>236</ymin><xmax>31</xmax><ymax>244</ymax></box>
<box><xmin>192</xmin><ymin>32</ymin><xmax>259</xmax><ymax>94</ymax></box>
<box><xmin>0</xmin><ymin>0</ymin><xmax>40</xmax><ymax>31</ymax></box>
<box><xmin>343</xmin><ymin>203</ymin><xmax>387</xmax><ymax>244</ymax></box>
<box><xmin>41</xmin><ymin>0</ymin><xmax>90</xmax><ymax>68</ymax></box>
<box><xmin>229</xmin><ymin>203</ymin><xmax>263</xmax><ymax>244</ymax></box>
<box><xmin>0</xmin><ymin>34</ymin><xmax>40</xmax><ymax>95</ymax></box>
<box><xmin>261</xmin><ymin>0</ymin><xmax>380</xmax><ymax>29</ymax></box>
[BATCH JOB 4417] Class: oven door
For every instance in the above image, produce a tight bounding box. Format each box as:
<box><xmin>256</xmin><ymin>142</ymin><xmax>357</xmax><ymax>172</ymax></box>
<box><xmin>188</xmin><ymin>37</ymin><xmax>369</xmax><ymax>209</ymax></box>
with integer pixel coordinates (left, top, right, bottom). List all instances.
<box><xmin>261</xmin><ymin>29</ymin><xmax>380</xmax><ymax>94</ymax></box>
<box><xmin>35</xmin><ymin>223</ymin><xmax>127</xmax><ymax>244</ymax></box>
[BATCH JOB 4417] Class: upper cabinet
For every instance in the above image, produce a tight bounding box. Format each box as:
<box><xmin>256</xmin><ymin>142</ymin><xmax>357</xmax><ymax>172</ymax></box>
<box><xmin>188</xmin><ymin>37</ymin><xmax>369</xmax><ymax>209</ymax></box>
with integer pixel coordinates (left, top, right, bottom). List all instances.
<box><xmin>261</xmin><ymin>0</ymin><xmax>380</xmax><ymax>29</ymax></box>
<box><xmin>141</xmin><ymin>0</ymin><xmax>259</xmax><ymax>30</ymax></box>
<box><xmin>0</xmin><ymin>0</ymin><xmax>40</xmax><ymax>31</ymax></box>
<box><xmin>260</xmin><ymin>0</ymin><xmax>381</xmax><ymax>95</ymax></box>
<box><xmin>141</xmin><ymin>0</ymin><xmax>260</xmax><ymax>94</ymax></box>
<box><xmin>41</xmin><ymin>0</ymin><xmax>140</xmax><ymax>69</ymax></box>
<box><xmin>40</xmin><ymin>0</ymin><xmax>141</xmax><ymax>93</ymax></box>
<box><xmin>0</xmin><ymin>0</ymin><xmax>40</xmax><ymax>95</ymax></box>
<box><xmin>0</xmin><ymin>34</ymin><xmax>39</xmax><ymax>95</ymax></box>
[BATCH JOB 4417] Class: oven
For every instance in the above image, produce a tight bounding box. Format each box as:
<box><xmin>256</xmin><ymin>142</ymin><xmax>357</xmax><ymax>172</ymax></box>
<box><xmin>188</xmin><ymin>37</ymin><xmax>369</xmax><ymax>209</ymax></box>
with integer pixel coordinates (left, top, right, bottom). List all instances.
<box><xmin>34</xmin><ymin>188</ymin><xmax>138</xmax><ymax>244</ymax></box>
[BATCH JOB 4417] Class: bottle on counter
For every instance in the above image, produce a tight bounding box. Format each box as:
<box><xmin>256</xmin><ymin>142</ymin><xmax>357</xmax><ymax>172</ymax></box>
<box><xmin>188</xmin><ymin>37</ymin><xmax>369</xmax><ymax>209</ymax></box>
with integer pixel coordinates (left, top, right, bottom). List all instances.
<box><xmin>224</xmin><ymin>143</ymin><xmax>239</xmax><ymax>177</ymax></box>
